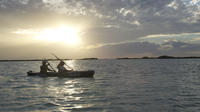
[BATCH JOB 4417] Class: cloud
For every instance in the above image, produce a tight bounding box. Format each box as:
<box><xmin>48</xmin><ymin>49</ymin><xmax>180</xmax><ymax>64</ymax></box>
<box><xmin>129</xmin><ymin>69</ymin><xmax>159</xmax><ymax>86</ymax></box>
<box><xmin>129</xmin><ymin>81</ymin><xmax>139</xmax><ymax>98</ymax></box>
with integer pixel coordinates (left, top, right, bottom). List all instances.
<box><xmin>189</xmin><ymin>0</ymin><xmax>200</xmax><ymax>5</ymax></box>
<box><xmin>88</xmin><ymin>41</ymin><xmax>159</xmax><ymax>58</ymax></box>
<box><xmin>1</xmin><ymin>0</ymin><xmax>200</xmax><ymax>32</ymax></box>
<box><xmin>191</xmin><ymin>37</ymin><xmax>200</xmax><ymax>41</ymax></box>
<box><xmin>12</xmin><ymin>29</ymin><xmax>38</xmax><ymax>35</ymax></box>
<box><xmin>160</xmin><ymin>41</ymin><xmax>200</xmax><ymax>56</ymax></box>
<box><xmin>142</xmin><ymin>32</ymin><xmax>200</xmax><ymax>39</ymax></box>
<box><xmin>1</xmin><ymin>0</ymin><xmax>200</xmax><ymax>58</ymax></box>
<box><xmin>0</xmin><ymin>42</ymin><xmax>88</xmax><ymax>59</ymax></box>
<box><xmin>89</xmin><ymin>40</ymin><xmax>200</xmax><ymax>58</ymax></box>
<box><xmin>139</xmin><ymin>32</ymin><xmax>200</xmax><ymax>44</ymax></box>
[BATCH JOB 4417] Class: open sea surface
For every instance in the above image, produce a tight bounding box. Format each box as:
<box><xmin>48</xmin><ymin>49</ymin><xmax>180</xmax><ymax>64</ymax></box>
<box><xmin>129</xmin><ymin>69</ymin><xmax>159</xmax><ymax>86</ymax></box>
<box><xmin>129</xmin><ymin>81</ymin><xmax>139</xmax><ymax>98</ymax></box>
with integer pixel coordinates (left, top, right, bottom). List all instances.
<box><xmin>0</xmin><ymin>59</ymin><xmax>200</xmax><ymax>112</ymax></box>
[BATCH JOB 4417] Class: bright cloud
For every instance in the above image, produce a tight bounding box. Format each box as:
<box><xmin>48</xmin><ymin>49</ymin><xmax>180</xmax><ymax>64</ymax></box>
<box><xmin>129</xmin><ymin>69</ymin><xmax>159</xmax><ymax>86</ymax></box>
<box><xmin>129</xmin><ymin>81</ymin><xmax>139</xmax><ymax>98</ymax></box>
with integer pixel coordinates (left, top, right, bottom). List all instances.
<box><xmin>1</xmin><ymin>0</ymin><xmax>200</xmax><ymax>59</ymax></box>
<box><xmin>12</xmin><ymin>29</ymin><xmax>38</xmax><ymax>35</ymax></box>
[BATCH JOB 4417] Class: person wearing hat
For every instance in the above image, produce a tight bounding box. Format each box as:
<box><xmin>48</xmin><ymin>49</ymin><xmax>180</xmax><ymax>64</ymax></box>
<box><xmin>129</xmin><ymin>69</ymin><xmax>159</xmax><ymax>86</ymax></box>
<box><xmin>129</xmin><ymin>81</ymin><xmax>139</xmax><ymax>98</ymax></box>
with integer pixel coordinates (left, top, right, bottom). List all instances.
<box><xmin>40</xmin><ymin>60</ymin><xmax>54</xmax><ymax>73</ymax></box>
<box><xmin>57</xmin><ymin>61</ymin><xmax>69</xmax><ymax>73</ymax></box>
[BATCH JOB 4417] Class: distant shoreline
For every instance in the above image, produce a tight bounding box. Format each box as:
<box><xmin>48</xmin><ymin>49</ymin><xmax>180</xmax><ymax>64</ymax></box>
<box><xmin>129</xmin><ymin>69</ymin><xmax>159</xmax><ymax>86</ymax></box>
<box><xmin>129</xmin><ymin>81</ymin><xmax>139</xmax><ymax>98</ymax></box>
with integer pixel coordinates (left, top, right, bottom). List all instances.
<box><xmin>0</xmin><ymin>58</ymin><xmax>98</xmax><ymax>62</ymax></box>
<box><xmin>0</xmin><ymin>59</ymin><xmax>66</xmax><ymax>62</ymax></box>
<box><xmin>1</xmin><ymin>56</ymin><xmax>200</xmax><ymax>62</ymax></box>
<box><xmin>116</xmin><ymin>55</ymin><xmax>200</xmax><ymax>60</ymax></box>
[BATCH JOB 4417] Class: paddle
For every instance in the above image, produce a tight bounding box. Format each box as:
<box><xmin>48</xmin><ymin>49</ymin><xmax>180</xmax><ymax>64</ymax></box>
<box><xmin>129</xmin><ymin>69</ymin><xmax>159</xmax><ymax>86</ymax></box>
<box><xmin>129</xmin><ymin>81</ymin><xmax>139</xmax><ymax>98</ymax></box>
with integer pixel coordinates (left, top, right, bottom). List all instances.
<box><xmin>44</xmin><ymin>59</ymin><xmax>56</xmax><ymax>72</ymax></box>
<box><xmin>51</xmin><ymin>53</ymin><xmax>74</xmax><ymax>70</ymax></box>
<box><xmin>47</xmin><ymin>61</ymin><xmax>56</xmax><ymax>72</ymax></box>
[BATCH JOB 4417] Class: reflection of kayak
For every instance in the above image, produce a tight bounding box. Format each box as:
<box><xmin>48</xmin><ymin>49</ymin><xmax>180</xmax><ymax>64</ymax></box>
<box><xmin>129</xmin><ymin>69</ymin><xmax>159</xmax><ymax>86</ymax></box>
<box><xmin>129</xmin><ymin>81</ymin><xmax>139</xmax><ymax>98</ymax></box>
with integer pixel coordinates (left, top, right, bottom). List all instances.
<box><xmin>27</xmin><ymin>70</ymin><xmax>95</xmax><ymax>78</ymax></box>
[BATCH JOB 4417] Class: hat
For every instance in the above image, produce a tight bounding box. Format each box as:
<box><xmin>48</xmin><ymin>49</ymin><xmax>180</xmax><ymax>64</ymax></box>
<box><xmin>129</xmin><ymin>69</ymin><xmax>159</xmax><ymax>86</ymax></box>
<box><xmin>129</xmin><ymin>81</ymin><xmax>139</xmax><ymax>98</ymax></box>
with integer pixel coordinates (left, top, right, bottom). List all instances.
<box><xmin>42</xmin><ymin>60</ymin><xmax>47</xmax><ymax>64</ymax></box>
<box><xmin>60</xmin><ymin>61</ymin><xmax>65</xmax><ymax>64</ymax></box>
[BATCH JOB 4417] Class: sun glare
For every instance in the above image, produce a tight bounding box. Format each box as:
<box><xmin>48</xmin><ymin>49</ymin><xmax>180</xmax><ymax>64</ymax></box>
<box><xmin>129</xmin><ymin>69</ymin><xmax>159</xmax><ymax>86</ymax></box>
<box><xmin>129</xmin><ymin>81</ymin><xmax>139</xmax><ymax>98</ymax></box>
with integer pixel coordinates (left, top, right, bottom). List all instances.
<box><xmin>35</xmin><ymin>26</ymin><xmax>81</xmax><ymax>46</ymax></box>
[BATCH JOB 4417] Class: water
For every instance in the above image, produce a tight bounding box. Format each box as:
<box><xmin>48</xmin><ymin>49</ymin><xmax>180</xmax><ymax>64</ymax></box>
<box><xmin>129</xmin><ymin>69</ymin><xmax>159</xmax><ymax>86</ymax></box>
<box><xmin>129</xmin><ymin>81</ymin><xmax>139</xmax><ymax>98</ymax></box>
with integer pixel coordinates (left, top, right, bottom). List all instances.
<box><xmin>0</xmin><ymin>59</ymin><xmax>200</xmax><ymax>112</ymax></box>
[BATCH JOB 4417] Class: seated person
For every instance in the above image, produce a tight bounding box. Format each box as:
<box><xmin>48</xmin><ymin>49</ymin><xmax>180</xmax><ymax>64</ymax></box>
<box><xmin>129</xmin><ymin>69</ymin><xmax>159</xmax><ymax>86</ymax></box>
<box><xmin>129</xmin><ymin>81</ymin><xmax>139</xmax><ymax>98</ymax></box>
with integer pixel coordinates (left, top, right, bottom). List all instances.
<box><xmin>40</xmin><ymin>60</ymin><xmax>54</xmax><ymax>73</ymax></box>
<box><xmin>57</xmin><ymin>61</ymin><xmax>69</xmax><ymax>73</ymax></box>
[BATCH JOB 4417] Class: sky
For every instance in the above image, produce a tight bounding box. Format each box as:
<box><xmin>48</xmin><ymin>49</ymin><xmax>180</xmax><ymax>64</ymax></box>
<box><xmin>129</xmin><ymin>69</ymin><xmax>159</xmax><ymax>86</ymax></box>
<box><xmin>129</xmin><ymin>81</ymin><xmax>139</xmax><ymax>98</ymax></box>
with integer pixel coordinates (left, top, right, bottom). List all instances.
<box><xmin>0</xmin><ymin>0</ymin><xmax>200</xmax><ymax>59</ymax></box>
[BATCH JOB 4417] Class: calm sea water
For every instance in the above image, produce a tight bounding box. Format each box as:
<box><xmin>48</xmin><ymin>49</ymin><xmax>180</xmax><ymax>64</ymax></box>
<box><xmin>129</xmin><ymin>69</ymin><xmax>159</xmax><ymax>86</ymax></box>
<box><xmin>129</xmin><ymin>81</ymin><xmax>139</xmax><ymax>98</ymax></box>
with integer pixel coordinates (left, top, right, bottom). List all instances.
<box><xmin>0</xmin><ymin>59</ymin><xmax>200</xmax><ymax>112</ymax></box>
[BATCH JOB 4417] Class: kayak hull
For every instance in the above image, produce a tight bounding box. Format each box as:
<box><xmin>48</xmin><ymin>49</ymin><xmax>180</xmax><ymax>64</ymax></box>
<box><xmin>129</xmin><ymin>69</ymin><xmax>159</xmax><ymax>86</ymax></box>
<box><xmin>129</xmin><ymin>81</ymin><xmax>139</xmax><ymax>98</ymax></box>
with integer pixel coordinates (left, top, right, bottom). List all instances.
<box><xmin>27</xmin><ymin>70</ymin><xmax>95</xmax><ymax>78</ymax></box>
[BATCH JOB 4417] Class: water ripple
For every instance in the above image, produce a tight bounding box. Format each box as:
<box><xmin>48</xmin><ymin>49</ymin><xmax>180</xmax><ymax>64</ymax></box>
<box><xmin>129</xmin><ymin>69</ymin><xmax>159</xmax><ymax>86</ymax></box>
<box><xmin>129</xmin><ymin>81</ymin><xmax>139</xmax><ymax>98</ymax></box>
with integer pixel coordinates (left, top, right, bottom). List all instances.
<box><xmin>1</xmin><ymin>59</ymin><xmax>200</xmax><ymax>112</ymax></box>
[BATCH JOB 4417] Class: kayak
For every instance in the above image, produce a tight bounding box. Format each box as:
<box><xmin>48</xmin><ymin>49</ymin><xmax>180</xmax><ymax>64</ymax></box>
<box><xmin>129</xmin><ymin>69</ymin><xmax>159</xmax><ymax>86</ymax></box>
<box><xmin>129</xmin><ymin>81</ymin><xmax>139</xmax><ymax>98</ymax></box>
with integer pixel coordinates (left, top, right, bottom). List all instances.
<box><xmin>27</xmin><ymin>70</ymin><xmax>95</xmax><ymax>78</ymax></box>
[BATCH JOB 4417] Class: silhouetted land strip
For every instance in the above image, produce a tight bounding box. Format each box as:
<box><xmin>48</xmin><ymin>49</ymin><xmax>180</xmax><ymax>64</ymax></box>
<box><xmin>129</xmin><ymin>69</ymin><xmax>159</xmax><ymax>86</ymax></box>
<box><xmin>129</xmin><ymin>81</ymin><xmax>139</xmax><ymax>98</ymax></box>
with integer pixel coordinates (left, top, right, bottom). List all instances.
<box><xmin>79</xmin><ymin>58</ymin><xmax>98</xmax><ymax>60</ymax></box>
<box><xmin>116</xmin><ymin>57</ymin><xmax>140</xmax><ymax>59</ymax></box>
<box><xmin>1</xmin><ymin>56</ymin><xmax>200</xmax><ymax>62</ymax></box>
<box><xmin>0</xmin><ymin>59</ymin><xmax>71</xmax><ymax>62</ymax></box>
<box><xmin>117</xmin><ymin>55</ymin><xmax>200</xmax><ymax>60</ymax></box>
<box><xmin>0</xmin><ymin>58</ymin><xmax>99</xmax><ymax>62</ymax></box>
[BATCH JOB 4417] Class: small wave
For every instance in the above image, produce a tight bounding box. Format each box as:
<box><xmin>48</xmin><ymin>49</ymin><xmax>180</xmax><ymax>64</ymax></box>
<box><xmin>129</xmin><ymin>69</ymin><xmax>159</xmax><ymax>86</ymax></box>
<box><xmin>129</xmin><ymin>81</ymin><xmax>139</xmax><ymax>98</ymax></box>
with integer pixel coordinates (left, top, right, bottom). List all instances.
<box><xmin>0</xmin><ymin>76</ymin><xmax>9</xmax><ymax>81</ymax></box>
<box><xmin>60</xmin><ymin>104</ymin><xmax>95</xmax><ymax>111</ymax></box>
<box><xmin>173</xmin><ymin>103</ymin><xmax>184</xmax><ymax>109</ymax></box>
<box><xmin>12</xmin><ymin>85</ymin><xmax>36</xmax><ymax>89</ymax></box>
<box><xmin>43</xmin><ymin>102</ymin><xmax>60</xmax><ymax>107</ymax></box>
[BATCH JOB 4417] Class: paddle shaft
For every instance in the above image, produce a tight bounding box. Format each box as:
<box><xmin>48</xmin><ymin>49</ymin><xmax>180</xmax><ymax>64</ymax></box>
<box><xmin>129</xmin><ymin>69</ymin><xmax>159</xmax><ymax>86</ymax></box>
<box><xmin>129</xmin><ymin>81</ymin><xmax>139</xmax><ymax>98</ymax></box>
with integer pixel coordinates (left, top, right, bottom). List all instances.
<box><xmin>51</xmin><ymin>53</ymin><xmax>73</xmax><ymax>70</ymax></box>
<box><xmin>46</xmin><ymin>61</ymin><xmax>56</xmax><ymax>72</ymax></box>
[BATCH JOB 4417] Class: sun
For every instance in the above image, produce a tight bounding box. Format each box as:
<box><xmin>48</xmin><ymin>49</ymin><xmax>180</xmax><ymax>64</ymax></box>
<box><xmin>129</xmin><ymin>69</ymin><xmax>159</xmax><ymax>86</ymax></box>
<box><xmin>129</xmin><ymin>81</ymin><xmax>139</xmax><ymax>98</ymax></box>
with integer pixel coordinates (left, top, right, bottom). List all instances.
<box><xmin>35</xmin><ymin>26</ymin><xmax>81</xmax><ymax>46</ymax></box>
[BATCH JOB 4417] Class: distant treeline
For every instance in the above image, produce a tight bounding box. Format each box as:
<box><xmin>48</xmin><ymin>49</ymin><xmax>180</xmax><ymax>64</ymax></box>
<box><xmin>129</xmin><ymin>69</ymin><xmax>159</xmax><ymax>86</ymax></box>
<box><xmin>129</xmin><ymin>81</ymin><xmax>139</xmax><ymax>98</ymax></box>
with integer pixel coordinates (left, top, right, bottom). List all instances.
<box><xmin>116</xmin><ymin>55</ymin><xmax>200</xmax><ymax>59</ymax></box>
<box><xmin>78</xmin><ymin>58</ymin><xmax>98</xmax><ymax>60</ymax></box>
<box><xmin>0</xmin><ymin>58</ymin><xmax>99</xmax><ymax>62</ymax></box>
<box><xmin>1</xmin><ymin>56</ymin><xmax>200</xmax><ymax>62</ymax></box>
<box><xmin>0</xmin><ymin>59</ymin><xmax>69</xmax><ymax>62</ymax></box>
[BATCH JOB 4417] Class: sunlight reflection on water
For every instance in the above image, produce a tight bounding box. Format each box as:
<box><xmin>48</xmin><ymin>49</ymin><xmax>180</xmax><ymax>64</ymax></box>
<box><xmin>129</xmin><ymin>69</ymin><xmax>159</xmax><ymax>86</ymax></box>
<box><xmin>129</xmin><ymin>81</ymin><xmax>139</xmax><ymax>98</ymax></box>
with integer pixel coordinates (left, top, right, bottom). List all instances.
<box><xmin>1</xmin><ymin>59</ymin><xmax>200</xmax><ymax>112</ymax></box>
<box><xmin>45</xmin><ymin>79</ymin><xmax>89</xmax><ymax>111</ymax></box>
<box><xmin>59</xmin><ymin>104</ymin><xmax>94</xmax><ymax>112</ymax></box>
<box><xmin>64</xmin><ymin>60</ymin><xmax>75</xmax><ymax>70</ymax></box>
